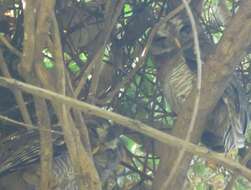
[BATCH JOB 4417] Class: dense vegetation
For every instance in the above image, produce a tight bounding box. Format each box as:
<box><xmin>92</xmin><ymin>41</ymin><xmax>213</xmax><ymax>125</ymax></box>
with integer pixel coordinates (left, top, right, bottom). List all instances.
<box><xmin>0</xmin><ymin>0</ymin><xmax>251</xmax><ymax>189</ymax></box>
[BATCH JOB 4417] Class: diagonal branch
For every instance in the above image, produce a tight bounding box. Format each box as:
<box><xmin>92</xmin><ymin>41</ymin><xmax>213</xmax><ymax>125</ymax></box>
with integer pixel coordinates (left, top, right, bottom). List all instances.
<box><xmin>98</xmin><ymin>1</ymin><xmax>191</xmax><ymax>104</ymax></box>
<box><xmin>74</xmin><ymin>0</ymin><xmax>126</xmax><ymax>98</ymax></box>
<box><xmin>1</xmin><ymin>76</ymin><xmax>251</xmax><ymax>181</ymax></box>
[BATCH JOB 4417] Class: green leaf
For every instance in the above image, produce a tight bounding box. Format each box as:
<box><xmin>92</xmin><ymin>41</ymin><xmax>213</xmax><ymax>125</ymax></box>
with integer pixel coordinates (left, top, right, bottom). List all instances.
<box><xmin>126</xmin><ymin>83</ymin><xmax>137</xmax><ymax>97</ymax></box>
<box><xmin>212</xmin><ymin>31</ymin><xmax>223</xmax><ymax>43</ymax></box>
<box><xmin>68</xmin><ymin>61</ymin><xmax>80</xmax><ymax>73</ymax></box>
<box><xmin>164</xmin><ymin>117</ymin><xmax>174</xmax><ymax>127</ymax></box>
<box><xmin>124</xmin><ymin>3</ymin><xmax>133</xmax><ymax>17</ymax></box>
<box><xmin>193</xmin><ymin>162</ymin><xmax>206</xmax><ymax>176</ymax></box>
<box><xmin>147</xmin><ymin>56</ymin><xmax>154</xmax><ymax>67</ymax></box>
<box><xmin>142</xmin><ymin>79</ymin><xmax>153</xmax><ymax>96</ymax></box>
<box><xmin>42</xmin><ymin>49</ymin><xmax>54</xmax><ymax>69</ymax></box>
<box><xmin>43</xmin><ymin>57</ymin><xmax>54</xmax><ymax>69</ymax></box>
<box><xmin>79</xmin><ymin>52</ymin><xmax>88</xmax><ymax>63</ymax></box>
<box><xmin>196</xmin><ymin>182</ymin><xmax>206</xmax><ymax>190</ymax></box>
<box><xmin>235</xmin><ymin>177</ymin><xmax>250</xmax><ymax>190</ymax></box>
<box><xmin>120</xmin><ymin>135</ymin><xmax>137</xmax><ymax>151</ymax></box>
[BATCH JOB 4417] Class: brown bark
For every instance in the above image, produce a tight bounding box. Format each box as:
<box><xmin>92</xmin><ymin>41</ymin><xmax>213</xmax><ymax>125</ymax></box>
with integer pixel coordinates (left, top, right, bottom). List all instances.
<box><xmin>16</xmin><ymin>0</ymin><xmax>102</xmax><ymax>189</ymax></box>
<box><xmin>2</xmin><ymin>75</ymin><xmax>251</xmax><ymax>181</ymax></box>
<box><xmin>152</xmin><ymin>1</ymin><xmax>251</xmax><ymax>189</ymax></box>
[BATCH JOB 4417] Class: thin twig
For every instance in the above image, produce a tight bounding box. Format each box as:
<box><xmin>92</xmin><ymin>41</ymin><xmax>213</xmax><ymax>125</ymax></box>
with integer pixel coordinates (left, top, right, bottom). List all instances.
<box><xmin>74</xmin><ymin>0</ymin><xmax>126</xmax><ymax>98</ymax></box>
<box><xmin>98</xmin><ymin>1</ymin><xmax>191</xmax><ymax>104</ymax></box>
<box><xmin>0</xmin><ymin>114</ymin><xmax>63</xmax><ymax>135</ymax></box>
<box><xmin>66</xmin><ymin>71</ymin><xmax>92</xmax><ymax>153</ymax></box>
<box><xmin>160</xmin><ymin>0</ymin><xmax>202</xmax><ymax>188</ymax></box>
<box><xmin>97</xmin><ymin>24</ymin><xmax>158</xmax><ymax>104</ymax></box>
<box><xmin>120</xmin><ymin>161</ymin><xmax>153</xmax><ymax>181</ymax></box>
<box><xmin>51</xmin><ymin>11</ymin><xmax>101</xmax><ymax>190</ymax></box>
<box><xmin>51</xmin><ymin>12</ymin><xmax>98</xmax><ymax>190</ymax></box>
<box><xmin>33</xmin><ymin>97</ymin><xmax>53</xmax><ymax>190</ymax></box>
<box><xmin>86</xmin><ymin>1</ymin><xmax>121</xmax><ymax>102</ymax></box>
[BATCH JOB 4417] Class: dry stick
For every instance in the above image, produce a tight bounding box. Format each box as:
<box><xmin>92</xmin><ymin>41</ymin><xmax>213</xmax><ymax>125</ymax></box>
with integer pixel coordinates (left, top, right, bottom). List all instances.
<box><xmin>59</xmin><ymin>105</ymin><xmax>101</xmax><ymax>190</ymax></box>
<box><xmin>34</xmin><ymin>0</ymin><xmax>56</xmax><ymax>68</ymax></box>
<box><xmin>51</xmin><ymin>11</ymin><xmax>101</xmax><ymax>190</ymax></box>
<box><xmin>51</xmin><ymin>11</ymin><xmax>87</xmax><ymax>190</ymax></box>
<box><xmin>52</xmin><ymin>10</ymin><xmax>92</xmax><ymax>153</ymax></box>
<box><xmin>74</xmin><ymin>0</ymin><xmax>126</xmax><ymax>97</ymax></box>
<box><xmin>60</xmin><ymin>106</ymin><xmax>87</xmax><ymax>189</ymax></box>
<box><xmin>86</xmin><ymin>1</ymin><xmax>118</xmax><ymax>102</ymax></box>
<box><xmin>97</xmin><ymin>24</ymin><xmax>158</xmax><ymax>105</ymax></box>
<box><xmin>1</xmin><ymin>77</ymin><xmax>251</xmax><ymax>181</ymax></box>
<box><xmin>15</xmin><ymin>3</ymin><xmax>44</xmax><ymax>181</ymax></box>
<box><xmin>18</xmin><ymin>1</ymin><xmax>54</xmax><ymax>189</ymax></box>
<box><xmin>0</xmin><ymin>51</ymin><xmax>32</xmax><ymax>125</ymax></box>
<box><xmin>66</xmin><ymin>71</ymin><xmax>92</xmax><ymax>153</ymax></box>
<box><xmin>160</xmin><ymin>0</ymin><xmax>202</xmax><ymax>189</ymax></box>
<box><xmin>69</xmin><ymin>112</ymin><xmax>101</xmax><ymax>190</ymax></box>
<box><xmin>98</xmin><ymin>0</ymin><xmax>191</xmax><ymax>104</ymax></box>
<box><xmin>18</xmin><ymin>0</ymin><xmax>36</xmax><ymax>74</ymax></box>
<box><xmin>0</xmin><ymin>114</ymin><xmax>63</xmax><ymax>135</ymax></box>
<box><xmin>34</xmin><ymin>97</ymin><xmax>53</xmax><ymax>190</ymax></box>
<box><xmin>30</xmin><ymin>1</ymin><xmax>56</xmax><ymax>190</ymax></box>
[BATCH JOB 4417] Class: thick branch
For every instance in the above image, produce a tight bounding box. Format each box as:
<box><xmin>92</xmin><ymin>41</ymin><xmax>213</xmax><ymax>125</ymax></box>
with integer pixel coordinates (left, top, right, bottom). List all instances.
<box><xmin>153</xmin><ymin>1</ymin><xmax>251</xmax><ymax>189</ymax></box>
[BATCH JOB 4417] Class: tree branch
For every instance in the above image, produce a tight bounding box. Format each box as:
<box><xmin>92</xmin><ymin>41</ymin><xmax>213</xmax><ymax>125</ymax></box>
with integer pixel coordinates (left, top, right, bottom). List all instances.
<box><xmin>159</xmin><ymin>0</ymin><xmax>202</xmax><ymax>188</ymax></box>
<box><xmin>153</xmin><ymin>1</ymin><xmax>251</xmax><ymax>189</ymax></box>
<box><xmin>1</xmin><ymin>76</ymin><xmax>251</xmax><ymax>181</ymax></box>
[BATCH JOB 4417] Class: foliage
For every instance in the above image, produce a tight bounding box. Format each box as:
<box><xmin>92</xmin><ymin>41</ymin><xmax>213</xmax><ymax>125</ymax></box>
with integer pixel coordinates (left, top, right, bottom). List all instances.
<box><xmin>0</xmin><ymin>0</ymin><xmax>251</xmax><ymax>189</ymax></box>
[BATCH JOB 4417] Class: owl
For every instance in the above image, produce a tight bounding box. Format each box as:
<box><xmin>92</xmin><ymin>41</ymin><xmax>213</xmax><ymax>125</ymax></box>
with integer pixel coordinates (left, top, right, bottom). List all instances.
<box><xmin>151</xmin><ymin>11</ymin><xmax>248</xmax><ymax>152</ymax></box>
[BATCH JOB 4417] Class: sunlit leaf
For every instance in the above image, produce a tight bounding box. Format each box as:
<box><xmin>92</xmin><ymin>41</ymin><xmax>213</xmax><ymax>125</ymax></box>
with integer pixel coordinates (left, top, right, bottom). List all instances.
<box><xmin>43</xmin><ymin>57</ymin><xmax>54</xmax><ymax>69</ymax></box>
<box><xmin>196</xmin><ymin>182</ymin><xmax>206</xmax><ymax>190</ymax></box>
<box><xmin>235</xmin><ymin>177</ymin><xmax>251</xmax><ymax>190</ymax></box>
<box><xmin>68</xmin><ymin>61</ymin><xmax>80</xmax><ymax>73</ymax></box>
<box><xmin>193</xmin><ymin>162</ymin><xmax>207</xmax><ymax>176</ymax></box>
<box><xmin>120</xmin><ymin>135</ymin><xmax>137</xmax><ymax>152</ymax></box>
<box><xmin>79</xmin><ymin>52</ymin><xmax>88</xmax><ymax>63</ymax></box>
<box><xmin>124</xmin><ymin>3</ymin><xmax>133</xmax><ymax>17</ymax></box>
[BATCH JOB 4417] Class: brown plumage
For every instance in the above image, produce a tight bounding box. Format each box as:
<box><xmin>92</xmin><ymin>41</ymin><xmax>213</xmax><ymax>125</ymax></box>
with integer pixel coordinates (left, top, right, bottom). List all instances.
<box><xmin>0</xmin><ymin>127</ymin><xmax>121</xmax><ymax>189</ymax></box>
<box><xmin>152</xmin><ymin>12</ymin><xmax>248</xmax><ymax>152</ymax></box>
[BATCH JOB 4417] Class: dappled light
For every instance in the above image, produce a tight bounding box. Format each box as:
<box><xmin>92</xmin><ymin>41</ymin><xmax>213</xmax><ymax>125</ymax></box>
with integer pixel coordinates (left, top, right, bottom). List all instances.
<box><xmin>0</xmin><ymin>0</ymin><xmax>251</xmax><ymax>190</ymax></box>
